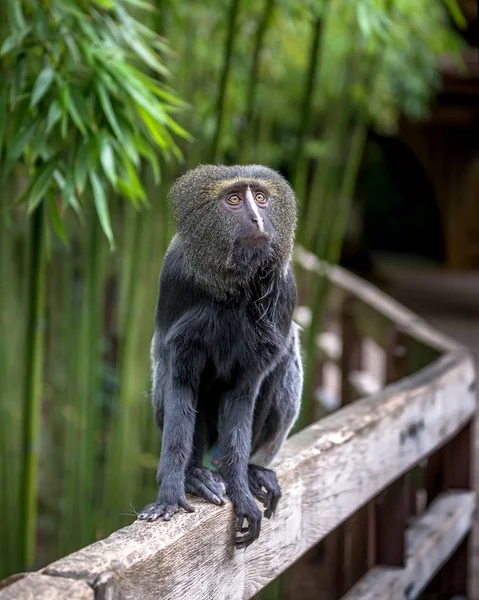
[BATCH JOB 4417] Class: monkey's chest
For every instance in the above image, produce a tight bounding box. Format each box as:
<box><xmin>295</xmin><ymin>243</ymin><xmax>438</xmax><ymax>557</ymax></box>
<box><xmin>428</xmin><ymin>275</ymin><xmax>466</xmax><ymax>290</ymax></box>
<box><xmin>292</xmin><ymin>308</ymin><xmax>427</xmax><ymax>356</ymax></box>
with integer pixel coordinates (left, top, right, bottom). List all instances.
<box><xmin>203</xmin><ymin>308</ymin><xmax>284</xmax><ymax>382</ymax></box>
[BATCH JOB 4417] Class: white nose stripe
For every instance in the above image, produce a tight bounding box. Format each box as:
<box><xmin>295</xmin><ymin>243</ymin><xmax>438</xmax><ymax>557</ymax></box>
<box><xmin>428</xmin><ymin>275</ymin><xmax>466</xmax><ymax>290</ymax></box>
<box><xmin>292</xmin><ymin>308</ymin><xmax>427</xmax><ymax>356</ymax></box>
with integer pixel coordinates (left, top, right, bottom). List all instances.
<box><xmin>246</xmin><ymin>186</ymin><xmax>264</xmax><ymax>232</ymax></box>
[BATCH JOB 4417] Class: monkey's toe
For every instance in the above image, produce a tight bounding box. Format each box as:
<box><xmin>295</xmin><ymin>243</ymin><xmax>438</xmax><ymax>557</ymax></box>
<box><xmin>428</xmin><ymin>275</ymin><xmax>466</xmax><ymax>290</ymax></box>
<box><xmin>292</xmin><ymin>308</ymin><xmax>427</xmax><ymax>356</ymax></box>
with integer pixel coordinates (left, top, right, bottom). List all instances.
<box><xmin>185</xmin><ymin>466</ymin><xmax>227</xmax><ymax>506</ymax></box>
<box><xmin>234</xmin><ymin>500</ymin><xmax>262</xmax><ymax>549</ymax></box>
<box><xmin>248</xmin><ymin>465</ymin><xmax>281</xmax><ymax>519</ymax></box>
<box><xmin>137</xmin><ymin>497</ymin><xmax>194</xmax><ymax>522</ymax></box>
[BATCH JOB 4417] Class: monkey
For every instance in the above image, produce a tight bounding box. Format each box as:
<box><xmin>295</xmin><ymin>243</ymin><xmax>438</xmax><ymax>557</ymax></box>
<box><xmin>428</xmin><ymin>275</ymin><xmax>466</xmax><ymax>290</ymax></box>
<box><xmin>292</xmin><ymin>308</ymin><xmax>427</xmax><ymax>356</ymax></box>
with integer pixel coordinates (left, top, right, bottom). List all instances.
<box><xmin>138</xmin><ymin>164</ymin><xmax>303</xmax><ymax>549</ymax></box>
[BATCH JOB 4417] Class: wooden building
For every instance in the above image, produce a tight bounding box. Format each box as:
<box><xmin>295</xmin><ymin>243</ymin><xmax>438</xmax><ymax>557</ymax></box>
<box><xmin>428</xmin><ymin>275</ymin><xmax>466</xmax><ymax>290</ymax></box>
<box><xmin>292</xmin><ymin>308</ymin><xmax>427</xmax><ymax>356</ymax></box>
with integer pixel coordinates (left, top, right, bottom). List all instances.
<box><xmin>399</xmin><ymin>0</ymin><xmax>478</xmax><ymax>269</ymax></box>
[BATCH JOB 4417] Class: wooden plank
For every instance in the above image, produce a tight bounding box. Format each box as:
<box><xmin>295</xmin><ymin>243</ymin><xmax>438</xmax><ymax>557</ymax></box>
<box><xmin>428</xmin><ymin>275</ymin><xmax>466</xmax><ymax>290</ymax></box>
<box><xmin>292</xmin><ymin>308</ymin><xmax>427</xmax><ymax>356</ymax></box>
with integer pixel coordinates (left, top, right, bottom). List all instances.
<box><xmin>425</xmin><ymin>421</ymin><xmax>474</xmax><ymax>597</ymax></box>
<box><xmin>41</xmin><ymin>352</ymin><xmax>475</xmax><ymax>600</ymax></box>
<box><xmin>0</xmin><ymin>574</ymin><xmax>94</xmax><ymax>600</ymax></box>
<box><xmin>341</xmin><ymin>295</ymin><xmax>362</xmax><ymax>405</ymax></box>
<box><xmin>342</xmin><ymin>490</ymin><xmax>475</xmax><ymax>600</ymax></box>
<box><xmin>338</xmin><ymin>295</ymin><xmax>371</xmax><ymax>593</ymax></box>
<box><xmin>371</xmin><ymin>328</ymin><xmax>411</xmax><ymax>569</ymax></box>
<box><xmin>337</xmin><ymin>505</ymin><xmax>370</xmax><ymax>595</ymax></box>
<box><xmin>374</xmin><ymin>474</ymin><xmax>410</xmax><ymax>567</ymax></box>
<box><xmin>295</xmin><ymin>246</ymin><xmax>464</xmax><ymax>353</ymax></box>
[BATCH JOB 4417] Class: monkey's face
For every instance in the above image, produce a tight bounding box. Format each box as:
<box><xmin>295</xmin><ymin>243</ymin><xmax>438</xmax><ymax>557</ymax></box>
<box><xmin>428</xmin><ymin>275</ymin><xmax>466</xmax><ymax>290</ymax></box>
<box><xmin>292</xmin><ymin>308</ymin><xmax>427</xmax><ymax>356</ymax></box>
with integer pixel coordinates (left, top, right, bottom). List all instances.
<box><xmin>220</xmin><ymin>182</ymin><xmax>274</xmax><ymax>256</ymax></box>
<box><xmin>169</xmin><ymin>164</ymin><xmax>297</xmax><ymax>278</ymax></box>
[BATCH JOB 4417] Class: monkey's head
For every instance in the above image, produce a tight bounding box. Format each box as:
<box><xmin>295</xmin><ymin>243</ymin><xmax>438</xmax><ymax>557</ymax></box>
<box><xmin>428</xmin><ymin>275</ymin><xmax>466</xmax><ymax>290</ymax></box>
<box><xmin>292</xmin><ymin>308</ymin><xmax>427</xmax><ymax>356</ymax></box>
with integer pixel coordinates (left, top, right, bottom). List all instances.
<box><xmin>168</xmin><ymin>164</ymin><xmax>297</xmax><ymax>288</ymax></box>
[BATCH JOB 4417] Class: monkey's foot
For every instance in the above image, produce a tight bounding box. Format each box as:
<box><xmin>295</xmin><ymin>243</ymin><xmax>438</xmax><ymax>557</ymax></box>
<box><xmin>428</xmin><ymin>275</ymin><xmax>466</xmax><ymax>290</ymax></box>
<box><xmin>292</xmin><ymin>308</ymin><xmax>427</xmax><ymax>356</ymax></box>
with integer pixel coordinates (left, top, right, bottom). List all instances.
<box><xmin>248</xmin><ymin>465</ymin><xmax>281</xmax><ymax>519</ymax></box>
<box><xmin>185</xmin><ymin>466</ymin><xmax>227</xmax><ymax>506</ymax></box>
<box><xmin>137</xmin><ymin>495</ymin><xmax>194</xmax><ymax>522</ymax></box>
<box><xmin>233</xmin><ymin>495</ymin><xmax>262</xmax><ymax>549</ymax></box>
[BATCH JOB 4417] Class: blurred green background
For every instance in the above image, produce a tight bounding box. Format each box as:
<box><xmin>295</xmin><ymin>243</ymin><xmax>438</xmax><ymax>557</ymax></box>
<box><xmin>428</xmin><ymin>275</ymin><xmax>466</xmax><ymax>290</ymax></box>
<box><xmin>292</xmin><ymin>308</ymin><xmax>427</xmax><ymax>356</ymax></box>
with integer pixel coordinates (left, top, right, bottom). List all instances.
<box><xmin>0</xmin><ymin>0</ymin><xmax>466</xmax><ymax>579</ymax></box>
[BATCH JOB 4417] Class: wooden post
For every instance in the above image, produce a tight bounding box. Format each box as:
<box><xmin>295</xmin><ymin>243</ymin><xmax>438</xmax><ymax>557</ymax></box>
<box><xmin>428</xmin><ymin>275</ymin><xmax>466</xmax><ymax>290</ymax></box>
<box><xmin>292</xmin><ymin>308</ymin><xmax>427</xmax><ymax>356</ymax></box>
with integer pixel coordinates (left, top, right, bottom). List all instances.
<box><xmin>340</xmin><ymin>295</ymin><xmax>362</xmax><ymax>405</ymax></box>
<box><xmin>336</xmin><ymin>295</ymin><xmax>370</xmax><ymax>595</ymax></box>
<box><xmin>424</xmin><ymin>421</ymin><xmax>473</xmax><ymax>598</ymax></box>
<box><xmin>371</xmin><ymin>327</ymin><xmax>411</xmax><ymax>569</ymax></box>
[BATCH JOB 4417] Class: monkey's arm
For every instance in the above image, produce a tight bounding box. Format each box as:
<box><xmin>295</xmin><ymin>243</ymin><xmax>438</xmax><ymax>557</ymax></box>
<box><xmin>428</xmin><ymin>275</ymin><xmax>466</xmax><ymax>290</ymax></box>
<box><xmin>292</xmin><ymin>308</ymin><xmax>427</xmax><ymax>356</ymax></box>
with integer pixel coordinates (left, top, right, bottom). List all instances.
<box><xmin>217</xmin><ymin>385</ymin><xmax>263</xmax><ymax>549</ymax></box>
<box><xmin>139</xmin><ymin>245</ymin><xmax>209</xmax><ymax>521</ymax></box>
<box><xmin>248</xmin><ymin>323</ymin><xmax>303</xmax><ymax>517</ymax></box>
<box><xmin>139</xmin><ymin>337</ymin><xmax>205</xmax><ymax>521</ymax></box>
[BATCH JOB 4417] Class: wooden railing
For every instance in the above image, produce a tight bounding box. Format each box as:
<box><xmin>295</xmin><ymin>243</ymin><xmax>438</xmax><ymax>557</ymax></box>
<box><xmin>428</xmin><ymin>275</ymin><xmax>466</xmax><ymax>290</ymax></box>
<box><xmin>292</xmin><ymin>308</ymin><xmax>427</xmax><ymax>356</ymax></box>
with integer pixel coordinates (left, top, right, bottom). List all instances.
<box><xmin>0</xmin><ymin>248</ymin><xmax>476</xmax><ymax>600</ymax></box>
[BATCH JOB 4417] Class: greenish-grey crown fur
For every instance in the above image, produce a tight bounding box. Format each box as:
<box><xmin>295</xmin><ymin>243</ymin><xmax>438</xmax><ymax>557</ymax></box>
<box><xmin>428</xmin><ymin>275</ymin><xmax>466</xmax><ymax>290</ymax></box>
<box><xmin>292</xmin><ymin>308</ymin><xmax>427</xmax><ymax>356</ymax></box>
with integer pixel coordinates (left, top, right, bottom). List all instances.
<box><xmin>168</xmin><ymin>164</ymin><xmax>297</xmax><ymax>292</ymax></box>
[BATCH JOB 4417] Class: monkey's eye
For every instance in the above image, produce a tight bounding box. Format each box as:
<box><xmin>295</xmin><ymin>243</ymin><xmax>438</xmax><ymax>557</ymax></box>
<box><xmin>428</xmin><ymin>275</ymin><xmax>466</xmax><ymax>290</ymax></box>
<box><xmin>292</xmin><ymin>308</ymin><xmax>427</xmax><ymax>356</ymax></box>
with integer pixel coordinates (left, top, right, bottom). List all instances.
<box><xmin>227</xmin><ymin>194</ymin><xmax>242</xmax><ymax>205</ymax></box>
<box><xmin>255</xmin><ymin>192</ymin><xmax>266</xmax><ymax>204</ymax></box>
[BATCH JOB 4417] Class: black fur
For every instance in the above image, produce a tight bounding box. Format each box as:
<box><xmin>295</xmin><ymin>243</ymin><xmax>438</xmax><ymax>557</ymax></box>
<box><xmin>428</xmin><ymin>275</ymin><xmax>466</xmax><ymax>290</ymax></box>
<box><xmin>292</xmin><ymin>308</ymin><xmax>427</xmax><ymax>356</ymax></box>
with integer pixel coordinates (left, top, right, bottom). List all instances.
<box><xmin>138</xmin><ymin>166</ymin><xmax>302</xmax><ymax>548</ymax></box>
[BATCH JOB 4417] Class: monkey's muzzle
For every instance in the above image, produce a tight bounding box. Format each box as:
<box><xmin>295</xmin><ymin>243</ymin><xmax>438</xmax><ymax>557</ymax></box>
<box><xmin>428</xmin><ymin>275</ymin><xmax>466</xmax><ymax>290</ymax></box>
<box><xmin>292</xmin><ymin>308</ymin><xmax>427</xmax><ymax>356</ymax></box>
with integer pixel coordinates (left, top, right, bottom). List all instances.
<box><xmin>242</xmin><ymin>232</ymin><xmax>270</xmax><ymax>251</ymax></box>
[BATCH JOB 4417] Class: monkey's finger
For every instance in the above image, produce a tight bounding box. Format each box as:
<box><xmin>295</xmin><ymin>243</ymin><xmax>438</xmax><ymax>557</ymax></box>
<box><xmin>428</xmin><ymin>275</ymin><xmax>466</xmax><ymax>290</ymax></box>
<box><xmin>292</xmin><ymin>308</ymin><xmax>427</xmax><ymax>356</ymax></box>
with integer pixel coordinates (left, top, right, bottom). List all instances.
<box><xmin>262</xmin><ymin>488</ymin><xmax>273</xmax><ymax>510</ymax></box>
<box><xmin>138</xmin><ymin>502</ymin><xmax>165</xmax><ymax>521</ymax></box>
<box><xmin>180</xmin><ymin>498</ymin><xmax>195</xmax><ymax>513</ymax></box>
<box><xmin>234</xmin><ymin>524</ymin><xmax>260</xmax><ymax>549</ymax></box>
<box><xmin>264</xmin><ymin>490</ymin><xmax>281</xmax><ymax>519</ymax></box>
<box><xmin>236</xmin><ymin>513</ymin><xmax>261</xmax><ymax>548</ymax></box>
<box><xmin>186</xmin><ymin>479</ymin><xmax>225</xmax><ymax>506</ymax></box>
<box><xmin>254</xmin><ymin>488</ymin><xmax>268</xmax><ymax>505</ymax></box>
<box><xmin>235</xmin><ymin>514</ymin><xmax>246</xmax><ymax>532</ymax></box>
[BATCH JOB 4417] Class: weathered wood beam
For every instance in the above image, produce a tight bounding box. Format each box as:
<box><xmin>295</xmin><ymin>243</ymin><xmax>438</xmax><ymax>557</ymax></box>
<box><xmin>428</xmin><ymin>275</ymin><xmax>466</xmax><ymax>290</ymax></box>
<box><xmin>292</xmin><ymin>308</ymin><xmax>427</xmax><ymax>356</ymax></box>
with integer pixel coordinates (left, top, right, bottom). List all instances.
<box><xmin>30</xmin><ymin>352</ymin><xmax>474</xmax><ymax>600</ymax></box>
<box><xmin>295</xmin><ymin>247</ymin><xmax>463</xmax><ymax>353</ymax></box>
<box><xmin>342</xmin><ymin>490</ymin><xmax>475</xmax><ymax>600</ymax></box>
<box><xmin>0</xmin><ymin>574</ymin><xmax>94</xmax><ymax>600</ymax></box>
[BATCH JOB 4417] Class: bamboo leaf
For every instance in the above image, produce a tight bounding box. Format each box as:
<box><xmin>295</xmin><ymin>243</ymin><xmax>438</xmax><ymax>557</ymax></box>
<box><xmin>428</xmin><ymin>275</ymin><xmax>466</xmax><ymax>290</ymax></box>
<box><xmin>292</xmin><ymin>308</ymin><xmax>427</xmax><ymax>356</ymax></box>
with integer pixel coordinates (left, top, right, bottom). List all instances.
<box><xmin>122</xmin><ymin>155</ymin><xmax>146</xmax><ymax>203</ymax></box>
<box><xmin>46</xmin><ymin>100</ymin><xmax>62</xmax><ymax>133</ymax></box>
<box><xmin>93</xmin><ymin>0</ymin><xmax>116</xmax><ymax>9</ymax></box>
<box><xmin>0</xmin><ymin>90</ymin><xmax>7</xmax><ymax>158</ymax></box>
<box><xmin>27</xmin><ymin>161</ymin><xmax>58</xmax><ymax>213</ymax></box>
<box><xmin>66</xmin><ymin>92</ymin><xmax>87</xmax><ymax>135</ymax></box>
<box><xmin>100</xmin><ymin>135</ymin><xmax>117</xmax><ymax>187</ymax></box>
<box><xmin>6</xmin><ymin>0</ymin><xmax>27</xmax><ymax>33</ymax></box>
<box><xmin>89</xmin><ymin>172</ymin><xmax>115</xmax><ymax>248</ymax></box>
<box><xmin>31</xmin><ymin>66</ymin><xmax>55</xmax><ymax>107</ymax></box>
<box><xmin>54</xmin><ymin>168</ymin><xmax>83</xmax><ymax>216</ymax></box>
<box><xmin>47</xmin><ymin>194</ymin><xmax>68</xmax><ymax>244</ymax></box>
<box><xmin>123</xmin><ymin>0</ymin><xmax>156</xmax><ymax>11</ymax></box>
<box><xmin>444</xmin><ymin>0</ymin><xmax>467</xmax><ymax>28</ymax></box>
<box><xmin>96</xmin><ymin>83</ymin><xmax>123</xmax><ymax>140</ymax></box>
<box><xmin>0</xmin><ymin>36</ymin><xmax>17</xmax><ymax>56</ymax></box>
<box><xmin>356</xmin><ymin>2</ymin><xmax>372</xmax><ymax>40</ymax></box>
<box><xmin>138</xmin><ymin>106</ymin><xmax>167</xmax><ymax>149</ymax></box>
<box><xmin>75</xmin><ymin>144</ymin><xmax>89</xmax><ymax>195</ymax></box>
<box><xmin>3</xmin><ymin>122</ymin><xmax>37</xmax><ymax>176</ymax></box>
<box><xmin>126</xmin><ymin>37</ymin><xmax>169</xmax><ymax>76</ymax></box>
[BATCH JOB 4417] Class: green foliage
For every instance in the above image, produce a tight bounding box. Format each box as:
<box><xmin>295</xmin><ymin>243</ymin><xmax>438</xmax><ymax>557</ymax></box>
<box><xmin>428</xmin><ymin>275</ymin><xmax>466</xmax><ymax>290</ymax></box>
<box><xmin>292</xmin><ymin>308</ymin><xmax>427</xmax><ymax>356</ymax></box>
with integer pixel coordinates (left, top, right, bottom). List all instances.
<box><xmin>0</xmin><ymin>0</ymin><xmax>186</xmax><ymax>245</ymax></box>
<box><xmin>316</xmin><ymin>0</ymin><xmax>463</xmax><ymax>132</ymax></box>
<box><xmin>0</xmin><ymin>0</ymin><xmax>466</xmax><ymax>581</ymax></box>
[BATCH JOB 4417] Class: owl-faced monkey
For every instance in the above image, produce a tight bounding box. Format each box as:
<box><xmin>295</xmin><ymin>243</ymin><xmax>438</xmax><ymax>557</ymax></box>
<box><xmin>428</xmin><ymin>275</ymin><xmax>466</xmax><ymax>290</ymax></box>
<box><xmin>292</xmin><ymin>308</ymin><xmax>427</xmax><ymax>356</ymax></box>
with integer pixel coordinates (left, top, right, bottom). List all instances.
<box><xmin>138</xmin><ymin>165</ymin><xmax>303</xmax><ymax>548</ymax></box>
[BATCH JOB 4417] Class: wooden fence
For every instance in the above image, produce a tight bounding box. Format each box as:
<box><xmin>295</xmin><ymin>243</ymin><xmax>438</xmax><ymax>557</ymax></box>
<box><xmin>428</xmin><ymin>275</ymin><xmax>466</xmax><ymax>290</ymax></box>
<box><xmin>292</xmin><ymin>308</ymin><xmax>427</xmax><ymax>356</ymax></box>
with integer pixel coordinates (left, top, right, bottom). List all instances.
<box><xmin>0</xmin><ymin>247</ymin><xmax>476</xmax><ymax>600</ymax></box>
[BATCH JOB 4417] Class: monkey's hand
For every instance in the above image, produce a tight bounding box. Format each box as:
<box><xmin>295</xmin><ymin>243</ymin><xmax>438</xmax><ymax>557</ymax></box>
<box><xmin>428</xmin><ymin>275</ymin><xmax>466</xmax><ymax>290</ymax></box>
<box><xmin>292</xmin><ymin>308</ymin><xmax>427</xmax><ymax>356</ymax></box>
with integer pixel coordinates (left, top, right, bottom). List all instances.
<box><xmin>138</xmin><ymin>490</ymin><xmax>194</xmax><ymax>523</ymax></box>
<box><xmin>185</xmin><ymin>466</ymin><xmax>227</xmax><ymax>506</ymax></box>
<box><xmin>248</xmin><ymin>465</ymin><xmax>281</xmax><ymax>519</ymax></box>
<box><xmin>232</xmin><ymin>494</ymin><xmax>262</xmax><ymax>549</ymax></box>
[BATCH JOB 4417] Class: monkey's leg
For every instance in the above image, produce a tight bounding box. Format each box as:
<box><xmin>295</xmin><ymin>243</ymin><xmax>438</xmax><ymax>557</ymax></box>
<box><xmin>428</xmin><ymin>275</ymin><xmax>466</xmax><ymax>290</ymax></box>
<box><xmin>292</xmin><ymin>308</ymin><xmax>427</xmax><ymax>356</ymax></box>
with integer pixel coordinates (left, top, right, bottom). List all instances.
<box><xmin>248</xmin><ymin>465</ymin><xmax>281</xmax><ymax>519</ymax></box>
<box><xmin>138</xmin><ymin>356</ymin><xmax>201</xmax><ymax>522</ymax></box>
<box><xmin>185</xmin><ymin>415</ymin><xmax>226</xmax><ymax>506</ymax></box>
<box><xmin>218</xmin><ymin>389</ymin><xmax>262</xmax><ymax>549</ymax></box>
<box><xmin>249</xmin><ymin>326</ymin><xmax>303</xmax><ymax>518</ymax></box>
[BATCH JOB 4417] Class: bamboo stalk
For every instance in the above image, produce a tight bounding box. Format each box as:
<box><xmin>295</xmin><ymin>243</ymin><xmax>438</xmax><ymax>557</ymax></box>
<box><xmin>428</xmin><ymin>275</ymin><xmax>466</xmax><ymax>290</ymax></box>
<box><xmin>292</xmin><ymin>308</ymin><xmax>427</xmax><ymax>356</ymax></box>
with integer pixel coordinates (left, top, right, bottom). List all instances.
<box><xmin>58</xmin><ymin>236</ymin><xmax>79</xmax><ymax>556</ymax></box>
<box><xmin>209</xmin><ymin>0</ymin><xmax>241</xmax><ymax>163</ymax></box>
<box><xmin>19</xmin><ymin>202</ymin><xmax>46</xmax><ymax>568</ymax></box>
<box><xmin>78</xmin><ymin>216</ymin><xmax>105</xmax><ymax>547</ymax></box>
<box><xmin>293</xmin><ymin>15</ymin><xmax>322</xmax><ymax>206</ymax></box>
<box><xmin>239</xmin><ymin>0</ymin><xmax>275</xmax><ymax>163</ymax></box>
<box><xmin>327</xmin><ymin>121</ymin><xmax>367</xmax><ymax>264</ymax></box>
<box><xmin>102</xmin><ymin>205</ymin><xmax>149</xmax><ymax>534</ymax></box>
<box><xmin>0</xmin><ymin>211</ymin><xmax>24</xmax><ymax>576</ymax></box>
